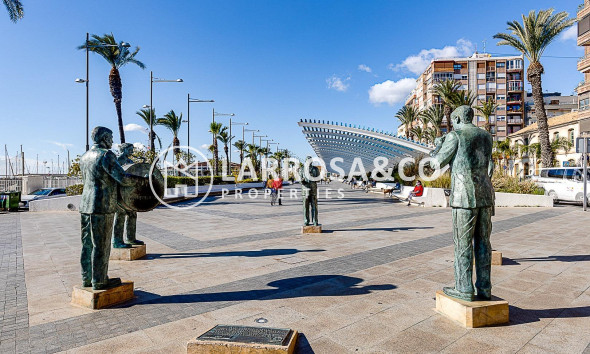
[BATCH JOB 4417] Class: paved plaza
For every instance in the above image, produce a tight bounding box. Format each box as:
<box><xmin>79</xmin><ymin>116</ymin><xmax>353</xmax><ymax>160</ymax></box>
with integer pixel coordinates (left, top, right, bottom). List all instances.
<box><xmin>1</xmin><ymin>182</ymin><xmax>590</xmax><ymax>353</ymax></box>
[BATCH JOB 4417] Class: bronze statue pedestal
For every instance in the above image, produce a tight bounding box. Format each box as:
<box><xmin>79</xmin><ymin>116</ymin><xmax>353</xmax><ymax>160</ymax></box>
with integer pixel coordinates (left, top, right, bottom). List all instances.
<box><xmin>110</xmin><ymin>244</ymin><xmax>146</xmax><ymax>261</ymax></box>
<box><xmin>71</xmin><ymin>281</ymin><xmax>134</xmax><ymax>310</ymax></box>
<box><xmin>187</xmin><ymin>325</ymin><xmax>298</xmax><ymax>354</ymax></box>
<box><xmin>435</xmin><ymin>290</ymin><xmax>509</xmax><ymax>328</ymax></box>
<box><xmin>301</xmin><ymin>225</ymin><xmax>322</xmax><ymax>234</ymax></box>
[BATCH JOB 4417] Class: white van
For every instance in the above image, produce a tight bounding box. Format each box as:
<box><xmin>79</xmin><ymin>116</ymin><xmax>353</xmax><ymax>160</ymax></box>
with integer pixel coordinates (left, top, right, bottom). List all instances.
<box><xmin>532</xmin><ymin>167</ymin><xmax>590</xmax><ymax>204</ymax></box>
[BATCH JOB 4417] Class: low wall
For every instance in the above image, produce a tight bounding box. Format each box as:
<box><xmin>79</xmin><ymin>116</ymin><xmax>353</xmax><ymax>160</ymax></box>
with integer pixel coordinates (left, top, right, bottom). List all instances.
<box><xmin>494</xmin><ymin>192</ymin><xmax>553</xmax><ymax>207</ymax></box>
<box><xmin>29</xmin><ymin>195</ymin><xmax>82</xmax><ymax>212</ymax></box>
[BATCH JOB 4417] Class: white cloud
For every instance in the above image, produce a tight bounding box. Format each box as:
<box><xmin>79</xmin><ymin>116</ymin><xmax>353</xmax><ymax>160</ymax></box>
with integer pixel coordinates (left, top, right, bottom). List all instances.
<box><xmin>200</xmin><ymin>144</ymin><xmax>210</xmax><ymax>150</ymax></box>
<box><xmin>368</xmin><ymin>78</ymin><xmax>416</xmax><ymax>106</ymax></box>
<box><xmin>560</xmin><ymin>26</ymin><xmax>577</xmax><ymax>41</ymax></box>
<box><xmin>391</xmin><ymin>39</ymin><xmax>474</xmax><ymax>75</ymax></box>
<box><xmin>124</xmin><ymin>123</ymin><xmax>148</xmax><ymax>134</ymax></box>
<box><xmin>47</xmin><ymin>141</ymin><xmax>73</xmax><ymax>151</ymax></box>
<box><xmin>133</xmin><ymin>142</ymin><xmax>146</xmax><ymax>151</ymax></box>
<box><xmin>358</xmin><ymin>64</ymin><xmax>372</xmax><ymax>73</ymax></box>
<box><xmin>326</xmin><ymin>75</ymin><xmax>350</xmax><ymax>92</ymax></box>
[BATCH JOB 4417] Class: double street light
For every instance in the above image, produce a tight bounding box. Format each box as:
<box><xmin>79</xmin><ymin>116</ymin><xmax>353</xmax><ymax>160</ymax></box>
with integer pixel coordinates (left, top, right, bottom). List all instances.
<box><xmin>229</xmin><ymin>121</ymin><xmax>248</xmax><ymax>169</ymax></box>
<box><xmin>76</xmin><ymin>32</ymin><xmax>130</xmax><ymax>151</ymax></box>
<box><xmin>185</xmin><ymin>95</ymin><xmax>214</xmax><ymax>163</ymax></box>
<box><xmin>147</xmin><ymin>71</ymin><xmax>183</xmax><ymax>150</ymax></box>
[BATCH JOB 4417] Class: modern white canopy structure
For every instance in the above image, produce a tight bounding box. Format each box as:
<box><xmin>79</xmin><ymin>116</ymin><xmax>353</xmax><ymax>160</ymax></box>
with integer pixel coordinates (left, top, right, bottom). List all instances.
<box><xmin>298</xmin><ymin>119</ymin><xmax>434</xmax><ymax>173</ymax></box>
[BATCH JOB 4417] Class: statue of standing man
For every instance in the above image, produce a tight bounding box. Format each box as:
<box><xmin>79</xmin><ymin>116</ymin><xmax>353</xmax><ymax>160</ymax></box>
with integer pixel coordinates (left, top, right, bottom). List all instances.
<box><xmin>430</xmin><ymin>106</ymin><xmax>495</xmax><ymax>301</ymax></box>
<box><xmin>112</xmin><ymin>143</ymin><xmax>144</xmax><ymax>248</ymax></box>
<box><xmin>79</xmin><ymin>127</ymin><xmax>147</xmax><ymax>290</ymax></box>
<box><xmin>300</xmin><ymin>157</ymin><xmax>320</xmax><ymax>226</ymax></box>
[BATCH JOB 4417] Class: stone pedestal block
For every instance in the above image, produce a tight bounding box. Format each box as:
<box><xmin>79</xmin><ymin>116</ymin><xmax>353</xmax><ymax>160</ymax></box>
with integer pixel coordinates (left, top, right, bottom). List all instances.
<box><xmin>301</xmin><ymin>225</ymin><xmax>322</xmax><ymax>234</ymax></box>
<box><xmin>71</xmin><ymin>281</ymin><xmax>134</xmax><ymax>309</ymax></box>
<box><xmin>187</xmin><ymin>325</ymin><xmax>298</xmax><ymax>354</ymax></box>
<box><xmin>491</xmin><ymin>250</ymin><xmax>502</xmax><ymax>266</ymax></box>
<box><xmin>435</xmin><ymin>290</ymin><xmax>509</xmax><ymax>328</ymax></box>
<box><xmin>110</xmin><ymin>244</ymin><xmax>146</xmax><ymax>261</ymax></box>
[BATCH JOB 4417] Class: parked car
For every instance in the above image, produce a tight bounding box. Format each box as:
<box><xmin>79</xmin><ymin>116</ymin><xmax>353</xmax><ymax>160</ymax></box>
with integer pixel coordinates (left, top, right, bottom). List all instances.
<box><xmin>20</xmin><ymin>188</ymin><xmax>66</xmax><ymax>209</ymax></box>
<box><xmin>531</xmin><ymin>167</ymin><xmax>590</xmax><ymax>204</ymax></box>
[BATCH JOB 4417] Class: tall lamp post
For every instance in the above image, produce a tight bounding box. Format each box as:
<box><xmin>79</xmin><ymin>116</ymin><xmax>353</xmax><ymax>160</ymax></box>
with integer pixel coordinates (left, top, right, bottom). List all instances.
<box><xmin>229</xmin><ymin>121</ymin><xmax>248</xmax><ymax>169</ymax></box>
<box><xmin>184</xmin><ymin>95</ymin><xmax>214</xmax><ymax>164</ymax></box>
<box><xmin>148</xmin><ymin>72</ymin><xmax>183</xmax><ymax>150</ymax></box>
<box><xmin>76</xmin><ymin>33</ymin><xmax>130</xmax><ymax>151</ymax></box>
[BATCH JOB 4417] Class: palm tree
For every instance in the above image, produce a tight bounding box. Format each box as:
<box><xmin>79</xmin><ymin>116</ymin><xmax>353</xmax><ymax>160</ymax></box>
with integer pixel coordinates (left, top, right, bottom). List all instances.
<box><xmin>395</xmin><ymin>105</ymin><xmax>419</xmax><ymax>139</ymax></box>
<box><xmin>79</xmin><ymin>33</ymin><xmax>145</xmax><ymax>143</ymax></box>
<box><xmin>475</xmin><ymin>98</ymin><xmax>499</xmax><ymax>133</ymax></box>
<box><xmin>419</xmin><ymin>105</ymin><xmax>445</xmax><ymax>137</ymax></box>
<box><xmin>494</xmin><ymin>9</ymin><xmax>574</xmax><ymax>169</ymax></box>
<box><xmin>233</xmin><ymin>139</ymin><xmax>246</xmax><ymax>167</ymax></box>
<box><xmin>208</xmin><ymin>122</ymin><xmax>227</xmax><ymax>175</ymax></box>
<box><xmin>246</xmin><ymin>143</ymin><xmax>260</xmax><ymax>176</ymax></box>
<box><xmin>424</xmin><ymin>127</ymin><xmax>438</xmax><ymax>145</ymax></box>
<box><xmin>217</xmin><ymin>130</ymin><xmax>234</xmax><ymax>174</ymax></box>
<box><xmin>551</xmin><ymin>137</ymin><xmax>573</xmax><ymax>166</ymax></box>
<box><xmin>449</xmin><ymin>90</ymin><xmax>476</xmax><ymax>109</ymax></box>
<box><xmin>3</xmin><ymin>0</ymin><xmax>23</xmax><ymax>22</ymax></box>
<box><xmin>157</xmin><ymin>110</ymin><xmax>183</xmax><ymax>155</ymax></box>
<box><xmin>433</xmin><ymin>79</ymin><xmax>462</xmax><ymax>126</ymax></box>
<box><xmin>136</xmin><ymin>108</ymin><xmax>162</xmax><ymax>149</ymax></box>
<box><xmin>410</xmin><ymin>126</ymin><xmax>425</xmax><ymax>143</ymax></box>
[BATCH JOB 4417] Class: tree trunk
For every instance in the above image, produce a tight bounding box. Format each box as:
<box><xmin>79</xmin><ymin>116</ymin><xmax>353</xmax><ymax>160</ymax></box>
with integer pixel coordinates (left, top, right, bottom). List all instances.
<box><xmin>213</xmin><ymin>140</ymin><xmax>218</xmax><ymax>176</ymax></box>
<box><xmin>527</xmin><ymin>63</ymin><xmax>553</xmax><ymax>168</ymax></box>
<box><xmin>173</xmin><ymin>137</ymin><xmax>180</xmax><ymax>155</ymax></box>
<box><xmin>109</xmin><ymin>67</ymin><xmax>125</xmax><ymax>143</ymax></box>
<box><xmin>224</xmin><ymin>145</ymin><xmax>229</xmax><ymax>174</ymax></box>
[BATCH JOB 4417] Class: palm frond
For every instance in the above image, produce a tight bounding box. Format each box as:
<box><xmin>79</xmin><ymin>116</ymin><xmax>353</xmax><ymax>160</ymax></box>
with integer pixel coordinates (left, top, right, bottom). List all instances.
<box><xmin>3</xmin><ymin>0</ymin><xmax>23</xmax><ymax>22</ymax></box>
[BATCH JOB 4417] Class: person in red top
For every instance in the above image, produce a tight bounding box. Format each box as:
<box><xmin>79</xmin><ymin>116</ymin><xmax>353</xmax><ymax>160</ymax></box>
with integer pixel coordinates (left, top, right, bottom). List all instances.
<box><xmin>272</xmin><ymin>177</ymin><xmax>284</xmax><ymax>205</ymax></box>
<box><xmin>407</xmin><ymin>180</ymin><xmax>424</xmax><ymax>206</ymax></box>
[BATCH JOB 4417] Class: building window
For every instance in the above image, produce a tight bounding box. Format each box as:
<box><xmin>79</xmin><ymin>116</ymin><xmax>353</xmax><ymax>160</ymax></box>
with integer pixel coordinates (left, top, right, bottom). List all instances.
<box><xmin>477</xmin><ymin>73</ymin><xmax>485</xmax><ymax>80</ymax></box>
<box><xmin>497</xmin><ymin>95</ymin><xmax>506</xmax><ymax>100</ymax></box>
<box><xmin>478</xmin><ymin>84</ymin><xmax>485</xmax><ymax>90</ymax></box>
<box><xmin>579</xmin><ymin>14</ymin><xmax>590</xmax><ymax>36</ymax></box>
<box><xmin>497</xmin><ymin>83</ymin><xmax>506</xmax><ymax>90</ymax></box>
<box><xmin>453</xmin><ymin>64</ymin><xmax>462</xmax><ymax>70</ymax></box>
<box><xmin>497</xmin><ymin>72</ymin><xmax>506</xmax><ymax>79</ymax></box>
<box><xmin>461</xmin><ymin>74</ymin><xmax>468</xmax><ymax>80</ymax></box>
<box><xmin>433</xmin><ymin>72</ymin><xmax>453</xmax><ymax>82</ymax></box>
<box><xmin>497</xmin><ymin>116</ymin><xmax>506</xmax><ymax>121</ymax></box>
<box><xmin>553</xmin><ymin>132</ymin><xmax>559</xmax><ymax>140</ymax></box>
<box><xmin>496</xmin><ymin>62</ymin><xmax>505</xmax><ymax>68</ymax></box>
<box><xmin>580</xmin><ymin>98</ymin><xmax>590</xmax><ymax>111</ymax></box>
<box><xmin>569</xmin><ymin>129</ymin><xmax>574</xmax><ymax>146</ymax></box>
<box><xmin>507</xmin><ymin>60</ymin><xmax>523</xmax><ymax>70</ymax></box>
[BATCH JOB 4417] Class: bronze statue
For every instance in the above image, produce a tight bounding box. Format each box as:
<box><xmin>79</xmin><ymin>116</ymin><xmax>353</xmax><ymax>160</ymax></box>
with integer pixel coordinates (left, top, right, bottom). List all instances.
<box><xmin>301</xmin><ymin>157</ymin><xmax>320</xmax><ymax>226</ymax></box>
<box><xmin>431</xmin><ymin>106</ymin><xmax>495</xmax><ymax>301</ymax></box>
<box><xmin>79</xmin><ymin>127</ymin><xmax>147</xmax><ymax>290</ymax></box>
<box><xmin>112</xmin><ymin>143</ymin><xmax>143</xmax><ymax>248</ymax></box>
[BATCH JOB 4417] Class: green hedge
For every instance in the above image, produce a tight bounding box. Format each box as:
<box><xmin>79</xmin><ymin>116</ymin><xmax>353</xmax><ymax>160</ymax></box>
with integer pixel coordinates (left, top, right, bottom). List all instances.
<box><xmin>66</xmin><ymin>184</ymin><xmax>84</xmax><ymax>196</ymax></box>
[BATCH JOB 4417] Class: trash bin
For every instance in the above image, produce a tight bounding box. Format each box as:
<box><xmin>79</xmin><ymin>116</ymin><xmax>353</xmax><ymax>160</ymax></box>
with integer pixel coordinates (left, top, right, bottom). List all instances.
<box><xmin>0</xmin><ymin>191</ymin><xmax>21</xmax><ymax>211</ymax></box>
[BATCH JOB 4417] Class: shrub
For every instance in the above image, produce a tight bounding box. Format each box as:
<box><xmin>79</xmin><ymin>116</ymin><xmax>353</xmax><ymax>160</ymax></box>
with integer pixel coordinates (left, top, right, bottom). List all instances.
<box><xmin>421</xmin><ymin>172</ymin><xmax>451</xmax><ymax>189</ymax></box>
<box><xmin>66</xmin><ymin>184</ymin><xmax>84</xmax><ymax>196</ymax></box>
<box><xmin>492</xmin><ymin>171</ymin><xmax>545</xmax><ymax>195</ymax></box>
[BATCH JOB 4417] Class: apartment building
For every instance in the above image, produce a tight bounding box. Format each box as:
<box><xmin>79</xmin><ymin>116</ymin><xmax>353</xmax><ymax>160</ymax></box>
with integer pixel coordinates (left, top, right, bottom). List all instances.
<box><xmin>578</xmin><ymin>1</ymin><xmax>590</xmax><ymax>111</ymax></box>
<box><xmin>403</xmin><ymin>52</ymin><xmax>525</xmax><ymax>141</ymax></box>
<box><xmin>525</xmin><ymin>92</ymin><xmax>578</xmax><ymax>126</ymax></box>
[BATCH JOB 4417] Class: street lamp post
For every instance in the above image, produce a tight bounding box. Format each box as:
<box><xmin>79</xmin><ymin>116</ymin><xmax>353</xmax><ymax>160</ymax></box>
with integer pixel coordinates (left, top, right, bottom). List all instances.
<box><xmin>230</xmin><ymin>121</ymin><xmax>248</xmax><ymax>169</ymax></box>
<box><xmin>76</xmin><ymin>32</ymin><xmax>130</xmax><ymax>151</ymax></box>
<box><xmin>148</xmin><ymin>72</ymin><xmax>183</xmax><ymax>150</ymax></box>
<box><xmin>185</xmin><ymin>94</ymin><xmax>214</xmax><ymax>164</ymax></box>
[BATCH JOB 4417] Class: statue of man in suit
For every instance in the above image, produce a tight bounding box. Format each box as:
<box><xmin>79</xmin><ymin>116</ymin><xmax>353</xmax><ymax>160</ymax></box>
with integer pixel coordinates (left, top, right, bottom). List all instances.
<box><xmin>300</xmin><ymin>157</ymin><xmax>320</xmax><ymax>226</ymax></box>
<box><xmin>79</xmin><ymin>127</ymin><xmax>147</xmax><ymax>290</ymax></box>
<box><xmin>431</xmin><ymin>106</ymin><xmax>495</xmax><ymax>301</ymax></box>
<box><xmin>112</xmin><ymin>143</ymin><xmax>144</xmax><ymax>248</ymax></box>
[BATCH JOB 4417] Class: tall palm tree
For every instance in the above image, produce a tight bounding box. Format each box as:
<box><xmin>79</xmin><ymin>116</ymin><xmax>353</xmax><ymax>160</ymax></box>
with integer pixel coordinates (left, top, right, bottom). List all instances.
<box><xmin>3</xmin><ymin>0</ymin><xmax>23</xmax><ymax>22</ymax></box>
<box><xmin>475</xmin><ymin>98</ymin><xmax>499</xmax><ymax>133</ymax></box>
<box><xmin>494</xmin><ymin>9</ymin><xmax>574</xmax><ymax>168</ymax></box>
<box><xmin>233</xmin><ymin>139</ymin><xmax>246</xmax><ymax>167</ymax></box>
<box><xmin>410</xmin><ymin>126</ymin><xmax>425</xmax><ymax>143</ymax></box>
<box><xmin>449</xmin><ymin>90</ymin><xmax>476</xmax><ymax>109</ymax></box>
<box><xmin>208</xmin><ymin>122</ymin><xmax>227</xmax><ymax>175</ymax></box>
<box><xmin>79</xmin><ymin>33</ymin><xmax>145</xmax><ymax>143</ymax></box>
<box><xmin>217</xmin><ymin>130</ymin><xmax>234</xmax><ymax>173</ymax></box>
<box><xmin>246</xmin><ymin>143</ymin><xmax>260</xmax><ymax>176</ymax></box>
<box><xmin>135</xmin><ymin>108</ymin><xmax>162</xmax><ymax>149</ymax></box>
<box><xmin>433</xmin><ymin>79</ymin><xmax>462</xmax><ymax>127</ymax></box>
<box><xmin>157</xmin><ymin>110</ymin><xmax>182</xmax><ymax>155</ymax></box>
<box><xmin>419</xmin><ymin>105</ymin><xmax>445</xmax><ymax>137</ymax></box>
<box><xmin>395</xmin><ymin>105</ymin><xmax>419</xmax><ymax>139</ymax></box>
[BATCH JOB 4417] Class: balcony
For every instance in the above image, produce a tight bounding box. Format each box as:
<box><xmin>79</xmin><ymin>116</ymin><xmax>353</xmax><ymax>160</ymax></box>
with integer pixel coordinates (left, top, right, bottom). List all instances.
<box><xmin>578</xmin><ymin>54</ymin><xmax>590</xmax><ymax>72</ymax></box>
<box><xmin>578</xmin><ymin>29</ymin><xmax>590</xmax><ymax>46</ymax></box>
<box><xmin>578</xmin><ymin>2</ymin><xmax>590</xmax><ymax>22</ymax></box>
<box><xmin>507</xmin><ymin>118</ymin><xmax>522</xmax><ymax>124</ymax></box>
<box><xmin>508</xmin><ymin>82</ymin><xmax>523</xmax><ymax>92</ymax></box>
<box><xmin>576</xmin><ymin>80</ymin><xmax>590</xmax><ymax>95</ymax></box>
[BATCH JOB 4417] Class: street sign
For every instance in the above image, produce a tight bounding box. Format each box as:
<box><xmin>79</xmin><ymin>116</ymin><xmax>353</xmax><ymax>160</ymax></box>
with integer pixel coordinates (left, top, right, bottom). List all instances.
<box><xmin>576</xmin><ymin>137</ymin><xmax>590</xmax><ymax>153</ymax></box>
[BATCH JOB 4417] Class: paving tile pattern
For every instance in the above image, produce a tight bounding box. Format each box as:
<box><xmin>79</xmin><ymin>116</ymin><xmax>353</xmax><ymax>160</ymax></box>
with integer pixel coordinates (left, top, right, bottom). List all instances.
<box><xmin>20</xmin><ymin>208</ymin><xmax>567</xmax><ymax>352</ymax></box>
<box><xmin>0</xmin><ymin>214</ymin><xmax>30</xmax><ymax>353</ymax></box>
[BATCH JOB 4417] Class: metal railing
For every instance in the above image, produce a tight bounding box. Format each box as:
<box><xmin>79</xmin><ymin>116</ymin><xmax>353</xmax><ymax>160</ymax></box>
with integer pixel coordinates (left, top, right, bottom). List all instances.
<box><xmin>43</xmin><ymin>176</ymin><xmax>82</xmax><ymax>188</ymax></box>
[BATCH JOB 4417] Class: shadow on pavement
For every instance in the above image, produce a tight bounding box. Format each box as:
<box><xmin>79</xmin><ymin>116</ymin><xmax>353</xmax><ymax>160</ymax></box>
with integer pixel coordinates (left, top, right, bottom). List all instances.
<box><xmin>132</xmin><ymin>275</ymin><xmax>396</xmax><ymax>305</ymax></box>
<box><xmin>295</xmin><ymin>333</ymin><xmax>315</xmax><ymax>354</ymax></box>
<box><xmin>323</xmin><ymin>226</ymin><xmax>433</xmax><ymax>233</ymax></box>
<box><xmin>510</xmin><ymin>255</ymin><xmax>590</xmax><ymax>263</ymax></box>
<box><xmin>509</xmin><ymin>305</ymin><xmax>590</xmax><ymax>325</ymax></box>
<box><xmin>146</xmin><ymin>248</ymin><xmax>325</xmax><ymax>259</ymax></box>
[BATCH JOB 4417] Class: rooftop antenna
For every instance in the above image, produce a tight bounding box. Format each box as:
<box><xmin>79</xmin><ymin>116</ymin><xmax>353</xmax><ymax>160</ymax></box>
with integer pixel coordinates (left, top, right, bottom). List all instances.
<box><xmin>482</xmin><ymin>40</ymin><xmax>487</xmax><ymax>54</ymax></box>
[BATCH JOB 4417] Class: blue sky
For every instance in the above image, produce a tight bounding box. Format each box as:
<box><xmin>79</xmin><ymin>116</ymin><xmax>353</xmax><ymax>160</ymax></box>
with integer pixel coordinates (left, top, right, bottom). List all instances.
<box><xmin>0</xmin><ymin>0</ymin><xmax>583</xmax><ymax>174</ymax></box>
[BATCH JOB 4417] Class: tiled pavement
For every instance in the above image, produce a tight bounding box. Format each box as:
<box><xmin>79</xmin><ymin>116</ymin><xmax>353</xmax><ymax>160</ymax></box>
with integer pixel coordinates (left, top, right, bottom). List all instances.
<box><xmin>2</xmin><ymin>183</ymin><xmax>590</xmax><ymax>353</ymax></box>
